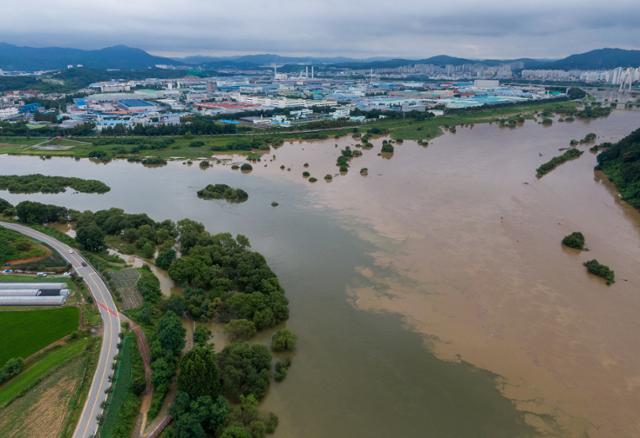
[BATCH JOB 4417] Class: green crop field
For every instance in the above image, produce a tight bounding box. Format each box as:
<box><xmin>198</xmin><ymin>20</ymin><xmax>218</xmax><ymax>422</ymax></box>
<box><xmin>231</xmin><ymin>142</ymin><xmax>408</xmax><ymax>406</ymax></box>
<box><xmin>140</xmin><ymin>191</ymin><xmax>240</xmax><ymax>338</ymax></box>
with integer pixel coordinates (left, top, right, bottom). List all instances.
<box><xmin>0</xmin><ymin>338</ymin><xmax>88</xmax><ymax>407</ymax></box>
<box><xmin>0</xmin><ymin>307</ymin><xmax>80</xmax><ymax>366</ymax></box>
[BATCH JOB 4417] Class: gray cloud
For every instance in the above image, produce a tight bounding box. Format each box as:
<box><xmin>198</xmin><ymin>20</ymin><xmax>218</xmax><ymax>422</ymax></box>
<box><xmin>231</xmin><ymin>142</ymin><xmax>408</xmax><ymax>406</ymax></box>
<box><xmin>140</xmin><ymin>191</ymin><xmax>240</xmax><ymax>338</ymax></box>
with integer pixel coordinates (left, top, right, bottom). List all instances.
<box><xmin>0</xmin><ymin>0</ymin><xmax>639</xmax><ymax>58</ymax></box>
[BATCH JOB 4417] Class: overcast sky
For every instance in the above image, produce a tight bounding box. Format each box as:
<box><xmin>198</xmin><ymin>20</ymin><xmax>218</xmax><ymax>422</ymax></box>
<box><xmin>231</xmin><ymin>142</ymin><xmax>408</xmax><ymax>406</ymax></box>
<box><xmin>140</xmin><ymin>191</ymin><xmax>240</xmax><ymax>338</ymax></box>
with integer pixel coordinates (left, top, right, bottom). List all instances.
<box><xmin>1</xmin><ymin>0</ymin><xmax>639</xmax><ymax>59</ymax></box>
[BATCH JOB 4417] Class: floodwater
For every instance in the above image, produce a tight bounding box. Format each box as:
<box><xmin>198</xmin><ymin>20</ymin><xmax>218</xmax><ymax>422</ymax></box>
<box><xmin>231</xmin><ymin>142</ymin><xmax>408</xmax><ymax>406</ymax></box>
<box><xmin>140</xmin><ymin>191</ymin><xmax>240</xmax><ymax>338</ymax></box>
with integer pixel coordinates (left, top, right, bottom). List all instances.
<box><xmin>1</xmin><ymin>109</ymin><xmax>639</xmax><ymax>437</ymax></box>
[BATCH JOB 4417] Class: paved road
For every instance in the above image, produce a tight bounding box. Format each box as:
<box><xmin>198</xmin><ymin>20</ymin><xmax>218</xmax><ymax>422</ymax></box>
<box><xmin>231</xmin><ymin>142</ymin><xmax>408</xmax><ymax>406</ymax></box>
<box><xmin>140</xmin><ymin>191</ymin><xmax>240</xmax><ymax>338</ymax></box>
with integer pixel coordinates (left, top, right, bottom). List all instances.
<box><xmin>0</xmin><ymin>222</ymin><xmax>120</xmax><ymax>438</ymax></box>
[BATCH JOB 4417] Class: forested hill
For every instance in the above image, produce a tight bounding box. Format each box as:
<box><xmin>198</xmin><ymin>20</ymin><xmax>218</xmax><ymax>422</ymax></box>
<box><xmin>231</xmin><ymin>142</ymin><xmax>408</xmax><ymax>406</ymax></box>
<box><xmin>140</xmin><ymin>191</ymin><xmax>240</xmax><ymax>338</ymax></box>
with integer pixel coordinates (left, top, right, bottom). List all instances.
<box><xmin>597</xmin><ymin>127</ymin><xmax>640</xmax><ymax>210</ymax></box>
<box><xmin>0</xmin><ymin>43</ymin><xmax>180</xmax><ymax>70</ymax></box>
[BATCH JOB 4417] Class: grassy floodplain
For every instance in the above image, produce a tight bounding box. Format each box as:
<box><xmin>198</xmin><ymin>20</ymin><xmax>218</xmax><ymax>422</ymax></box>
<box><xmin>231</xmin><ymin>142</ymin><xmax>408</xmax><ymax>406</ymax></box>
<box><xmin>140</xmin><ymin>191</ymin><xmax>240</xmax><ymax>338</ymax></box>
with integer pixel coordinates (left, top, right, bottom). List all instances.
<box><xmin>0</xmin><ymin>100</ymin><xmax>578</xmax><ymax>161</ymax></box>
<box><xmin>0</xmin><ymin>306</ymin><xmax>79</xmax><ymax>367</ymax></box>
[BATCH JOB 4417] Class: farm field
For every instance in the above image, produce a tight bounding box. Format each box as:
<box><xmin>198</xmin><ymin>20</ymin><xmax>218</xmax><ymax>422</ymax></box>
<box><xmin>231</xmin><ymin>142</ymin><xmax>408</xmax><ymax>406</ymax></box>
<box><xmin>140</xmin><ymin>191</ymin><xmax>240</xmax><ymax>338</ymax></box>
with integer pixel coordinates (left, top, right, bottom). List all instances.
<box><xmin>108</xmin><ymin>268</ymin><xmax>142</xmax><ymax>310</ymax></box>
<box><xmin>0</xmin><ymin>307</ymin><xmax>79</xmax><ymax>366</ymax></box>
<box><xmin>0</xmin><ymin>354</ymin><xmax>86</xmax><ymax>438</ymax></box>
<box><xmin>0</xmin><ymin>337</ymin><xmax>88</xmax><ymax>408</ymax></box>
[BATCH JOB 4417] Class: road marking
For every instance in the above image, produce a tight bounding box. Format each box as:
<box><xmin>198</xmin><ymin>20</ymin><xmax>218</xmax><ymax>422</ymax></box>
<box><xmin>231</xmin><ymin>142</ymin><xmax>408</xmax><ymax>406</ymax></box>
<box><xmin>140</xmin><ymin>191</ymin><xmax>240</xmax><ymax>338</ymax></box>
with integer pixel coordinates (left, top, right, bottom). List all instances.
<box><xmin>97</xmin><ymin>301</ymin><xmax>119</xmax><ymax>317</ymax></box>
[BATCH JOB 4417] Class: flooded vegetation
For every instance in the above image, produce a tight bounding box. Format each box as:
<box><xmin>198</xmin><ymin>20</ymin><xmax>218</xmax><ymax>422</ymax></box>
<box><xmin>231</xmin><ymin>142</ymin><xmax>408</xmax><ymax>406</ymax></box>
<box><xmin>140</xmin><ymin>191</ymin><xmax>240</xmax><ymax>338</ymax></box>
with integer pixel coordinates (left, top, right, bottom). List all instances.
<box><xmin>1</xmin><ymin>108</ymin><xmax>639</xmax><ymax>437</ymax></box>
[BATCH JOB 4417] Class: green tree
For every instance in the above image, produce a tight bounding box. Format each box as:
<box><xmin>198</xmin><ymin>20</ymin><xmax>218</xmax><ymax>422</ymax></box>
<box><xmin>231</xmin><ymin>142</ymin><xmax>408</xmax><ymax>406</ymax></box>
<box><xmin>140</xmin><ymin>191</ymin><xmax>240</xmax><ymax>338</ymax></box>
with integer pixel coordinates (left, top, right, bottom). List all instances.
<box><xmin>218</xmin><ymin>342</ymin><xmax>272</xmax><ymax>401</ymax></box>
<box><xmin>156</xmin><ymin>248</ymin><xmax>177</xmax><ymax>270</ymax></box>
<box><xmin>271</xmin><ymin>329</ymin><xmax>297</xmax><ymax>352</ymax></box>
<box><xmin>0</xmin><ymin>357</ymin><xmax>24</xmax><ymax>384</ymax></box>
<box><xmin>172</xmin><ymin>392</ymin><xmax>230</xmax><ymax>437</ymax></box>
<box><xmin>76</xmin><ymin>222</ymin><xmax>105</xmax><ymax>251</ymax></box>
<box><xmin>562</xmin><ymin>232</ymin><xmax>585</xmax><ymax>250</ymax></box>
<box><xmin>178</xmin><ymin>346</ymin><xmax>222</xmax><ymax>399</ymax></box>
<box><xmin>193</xmin><ymin>325</ymin><xmax>212</xmax><ymax>346</ymax></box>
<box><xmin>155</xmin><ymin>311</ymin><xmax>186</xmax><ymax>356</ymax></box>
<box><xmin>224</xmin><ymin>319</ymin><xmax>257</xmax><ymax>341</ymax></box>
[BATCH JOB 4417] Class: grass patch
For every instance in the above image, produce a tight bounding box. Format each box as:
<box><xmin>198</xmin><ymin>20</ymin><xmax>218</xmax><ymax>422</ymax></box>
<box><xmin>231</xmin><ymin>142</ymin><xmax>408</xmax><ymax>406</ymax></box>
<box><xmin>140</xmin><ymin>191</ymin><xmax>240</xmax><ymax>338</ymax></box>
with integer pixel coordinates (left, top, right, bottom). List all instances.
<box><xmin>59</xmin><ymin>337</ymin><xmax>100</xmax><ymax>438</ymax></box>
<box><xmin>100</xmin><ymin>333</ymin><xmax>143</xmax><ymax>438</ymax></box>
<box><xmin>0</xmin><ymin>227</ymin><xmax>48</xmax><ymax>264</ymax></box>
<box><xmin>30</xmin><ymin>224</ymin><xmax>79</xmax><ymax>247</ymax></box>
<box><xmin>0</xmin><ymin>274</ymin><xmax>68</xmax><ymax>283</ymax></box>
<box><xmin>0</xmin><ymin>337</ymin><xmax>88</xmax><ymax>407</ymax></box>
<box><xmin>0</xmin><ymin>307</ymin><xmax>79</xmax><ymax>367</ymax></box>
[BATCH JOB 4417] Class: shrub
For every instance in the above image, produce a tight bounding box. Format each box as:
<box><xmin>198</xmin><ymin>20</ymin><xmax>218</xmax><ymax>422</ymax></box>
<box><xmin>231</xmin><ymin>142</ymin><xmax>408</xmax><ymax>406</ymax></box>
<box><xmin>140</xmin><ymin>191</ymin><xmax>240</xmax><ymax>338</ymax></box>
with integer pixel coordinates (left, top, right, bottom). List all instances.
<box><xmin>562</xmin><ymin>232</ymin><xmax>585</xmax><ymax>250</ymax></box>
<box><xmin>271</xmin><ymin>329</ymin><xmax>297</xmax><ymax>352</ymax></box>
<box><xmin>224</xmin><ymin>319</ymin><xmax>257</xmax><ymax>341</ymax></box>
<box><xmin>381</xmin><ymin>143</ymin><xmax>394</xmax><ymax>154</ymax></box>
<box><xmin>583</xmin><ymin>259</ymin><xmax>615</xmax><ymax>285</ymax></box>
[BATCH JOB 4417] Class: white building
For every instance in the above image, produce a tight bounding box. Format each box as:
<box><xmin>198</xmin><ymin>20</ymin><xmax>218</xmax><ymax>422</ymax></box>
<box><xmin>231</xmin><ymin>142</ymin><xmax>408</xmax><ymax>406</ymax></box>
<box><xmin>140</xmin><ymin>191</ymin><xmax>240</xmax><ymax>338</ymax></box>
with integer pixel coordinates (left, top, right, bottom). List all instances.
<box><xmin>0</xmin><ymin>106</ymin><xmax>19</xmax><ymax>120</ymax></box>
<box><xmin>473</xmin><ymin>79</ymin><xmax>500</xmax><ymax>89</ymax></box>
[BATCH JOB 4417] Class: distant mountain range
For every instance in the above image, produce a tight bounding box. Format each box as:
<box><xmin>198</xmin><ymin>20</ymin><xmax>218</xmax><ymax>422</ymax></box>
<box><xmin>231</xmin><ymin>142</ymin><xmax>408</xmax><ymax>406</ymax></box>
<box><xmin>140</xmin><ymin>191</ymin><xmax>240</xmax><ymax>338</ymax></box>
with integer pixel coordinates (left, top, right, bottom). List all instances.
<box><xmin>0</xmin><ymin>43</ymin><xmax>638</xmax><ymax>72</ymax></box>
<box><xmin>176</xmin><ymin>48</ymin><xmax>640</xmax><ymax>71</ymax></box>
<box><xmin>0</xmin><ymin>44</ymin><xmax>180</xmax><ymax>70</ymax></box>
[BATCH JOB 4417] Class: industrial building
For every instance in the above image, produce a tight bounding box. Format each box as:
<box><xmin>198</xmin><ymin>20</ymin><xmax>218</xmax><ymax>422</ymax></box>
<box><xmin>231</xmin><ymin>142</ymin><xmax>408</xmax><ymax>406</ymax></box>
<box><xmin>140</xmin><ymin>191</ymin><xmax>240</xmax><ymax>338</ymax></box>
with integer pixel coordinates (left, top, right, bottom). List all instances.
<box><xmin>0</xmin><ymin>282</ymin><xmax>69</xmax><ymax>306</ymax></box>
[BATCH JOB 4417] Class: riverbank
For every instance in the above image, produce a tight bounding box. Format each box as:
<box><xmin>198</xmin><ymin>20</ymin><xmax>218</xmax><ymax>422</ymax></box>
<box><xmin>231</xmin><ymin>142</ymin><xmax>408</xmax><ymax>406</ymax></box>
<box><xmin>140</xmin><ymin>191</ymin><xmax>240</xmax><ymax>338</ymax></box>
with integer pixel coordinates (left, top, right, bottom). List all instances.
<box><xmin>0</xmin><ymin>100</ymin><xmax>577</xmax><ymax>162</ymax></box>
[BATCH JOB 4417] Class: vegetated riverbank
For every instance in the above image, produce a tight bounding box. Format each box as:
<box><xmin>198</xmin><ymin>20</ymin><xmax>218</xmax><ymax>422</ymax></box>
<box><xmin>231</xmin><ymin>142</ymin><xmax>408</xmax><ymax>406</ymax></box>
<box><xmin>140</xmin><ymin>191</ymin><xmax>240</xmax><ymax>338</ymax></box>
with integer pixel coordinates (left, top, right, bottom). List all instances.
<box><xmin>1</xmin><ymin>197</ymin><xmax>294</xmax><ymax>437</ymax></box>
<box><xmin>0</xmin><ymin>174</ymin><xmax>110</xmax><ymax>194</ymax></box>
<box><xmin>596</xmin><ymin>126</ymin><xmax>640</xmax><ymax>210</ymax></box>
<box><xmin>0</xmin><ymin>100</ymin><xmax>579</xmax><ymax>164</ymax></box>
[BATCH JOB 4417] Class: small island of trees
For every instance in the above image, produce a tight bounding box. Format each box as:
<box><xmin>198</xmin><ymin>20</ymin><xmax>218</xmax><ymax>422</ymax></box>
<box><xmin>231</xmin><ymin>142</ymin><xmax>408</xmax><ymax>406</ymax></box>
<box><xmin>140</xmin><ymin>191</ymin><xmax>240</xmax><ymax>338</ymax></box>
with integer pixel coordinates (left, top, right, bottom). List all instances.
<box><xmin>562</xmin><ymin>232</ymin><xmax>585</xmax><ymax>250</ymax></box>
<box><xmin>0</xmin><ymin>174</ymin><xmax>110</xmax><ymax>194</ymax></box>
<box><xmin>583</xmin><ymin>259</ymin><xmax>615</xmax><ymax>285</ymax></box>
<box><xmin>381</xmin><ymin>143</ymin><xmax>394</xmax><ymax>154</ymax></box>
<box><xmin>536</xmin><ymin>149</ymin><xmax>583</xmax><ymax>177</ymax></box>
<box><xmin>197</xmin><ymin>184</ymin><xmax>249</xmax><ymax>203</ymax></box>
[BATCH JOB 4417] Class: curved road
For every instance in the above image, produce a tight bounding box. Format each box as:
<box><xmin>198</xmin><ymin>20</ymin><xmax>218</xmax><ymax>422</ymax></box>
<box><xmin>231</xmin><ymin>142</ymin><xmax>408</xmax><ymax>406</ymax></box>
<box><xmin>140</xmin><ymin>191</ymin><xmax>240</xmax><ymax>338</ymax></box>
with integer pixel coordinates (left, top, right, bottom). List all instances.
<box><xmin>0</xmin><ymin>222</ymin><xmax>120</xmax><ymax>438</ymax></box>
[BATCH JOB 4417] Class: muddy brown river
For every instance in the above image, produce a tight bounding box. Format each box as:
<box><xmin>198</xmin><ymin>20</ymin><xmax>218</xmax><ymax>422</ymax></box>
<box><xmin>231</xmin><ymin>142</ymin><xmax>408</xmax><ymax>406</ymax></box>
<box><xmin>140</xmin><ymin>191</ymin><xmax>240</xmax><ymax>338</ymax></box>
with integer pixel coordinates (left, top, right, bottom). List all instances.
<box><xmin>1</xmin><ymin>109</ymin><xmax>639</xmax><ymax>437</ymax></box>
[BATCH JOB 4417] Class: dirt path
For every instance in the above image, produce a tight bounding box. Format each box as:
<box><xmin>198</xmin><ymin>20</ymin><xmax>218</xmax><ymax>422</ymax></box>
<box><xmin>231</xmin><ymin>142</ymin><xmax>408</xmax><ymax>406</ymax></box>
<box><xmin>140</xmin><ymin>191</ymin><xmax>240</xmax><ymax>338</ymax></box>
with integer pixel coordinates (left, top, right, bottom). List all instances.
<box><xmin>120</xmin><ymin>314</ymin><xmax>154</xmax><ymax>438</ymax></box>
<box><xmin>141</xmin><ymin>319</ymin><xmax>195</xmax><ymax>438</ymax></box>
<box><xmin>5</xmin><ymin>244</ymin><xmax>52</xmax><ymax>266</ymax></box>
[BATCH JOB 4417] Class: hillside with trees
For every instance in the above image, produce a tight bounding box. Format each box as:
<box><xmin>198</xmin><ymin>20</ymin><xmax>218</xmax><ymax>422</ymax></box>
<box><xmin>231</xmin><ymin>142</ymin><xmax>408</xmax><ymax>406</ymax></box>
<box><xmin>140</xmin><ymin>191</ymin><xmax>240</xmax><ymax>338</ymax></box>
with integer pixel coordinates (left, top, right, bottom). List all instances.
<box><xmin>596</xmin><ymin>127</ymin><xmax>640</xmax><ymax>211</ymax></box>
